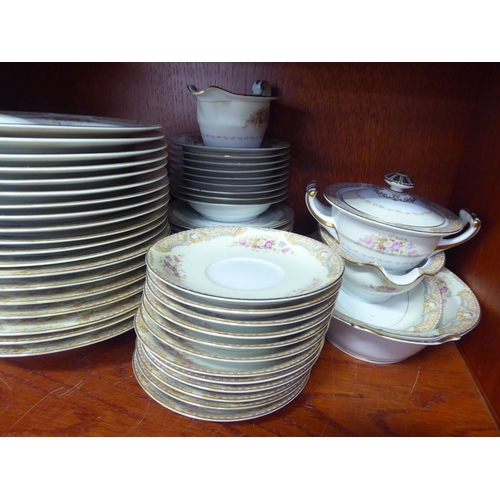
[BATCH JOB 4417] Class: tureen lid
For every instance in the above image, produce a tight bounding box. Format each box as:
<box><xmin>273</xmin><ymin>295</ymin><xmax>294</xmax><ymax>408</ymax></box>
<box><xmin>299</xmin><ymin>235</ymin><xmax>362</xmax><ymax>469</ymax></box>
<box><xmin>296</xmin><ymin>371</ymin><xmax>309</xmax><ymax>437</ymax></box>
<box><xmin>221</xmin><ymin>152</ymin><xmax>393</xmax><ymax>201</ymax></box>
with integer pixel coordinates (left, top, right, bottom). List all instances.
<box><xmin>323</xmin><ymin>172</ymin><xmax>463</xmax><ymax>234</ymax></box>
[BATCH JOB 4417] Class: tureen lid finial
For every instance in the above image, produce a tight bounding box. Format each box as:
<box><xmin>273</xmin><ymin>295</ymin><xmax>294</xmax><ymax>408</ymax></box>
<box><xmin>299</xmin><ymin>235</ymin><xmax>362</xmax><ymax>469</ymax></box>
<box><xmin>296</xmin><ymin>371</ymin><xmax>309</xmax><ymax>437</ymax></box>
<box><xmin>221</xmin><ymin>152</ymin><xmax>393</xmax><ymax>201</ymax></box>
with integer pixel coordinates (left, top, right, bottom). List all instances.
<box><xmin>384</xmin><ymin>172</ymin><xmax>414</xmax><ymax>192</ymax></box>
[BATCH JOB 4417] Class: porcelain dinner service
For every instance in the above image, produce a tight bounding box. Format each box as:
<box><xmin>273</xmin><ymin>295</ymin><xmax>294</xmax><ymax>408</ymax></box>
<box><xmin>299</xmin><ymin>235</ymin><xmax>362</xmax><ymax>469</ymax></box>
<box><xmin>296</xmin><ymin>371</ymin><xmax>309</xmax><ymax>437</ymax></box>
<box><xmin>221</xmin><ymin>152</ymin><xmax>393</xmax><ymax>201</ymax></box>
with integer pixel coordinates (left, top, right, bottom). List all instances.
<box><xmin>0</xmin><ymin>111</ymin><xmax>171</xmax><ymax>356</ymax></box>
<box><xmin>0</xmin><ymin>86</ymin><xmax>485</xmax><ymax>425</ymax></box>
<box><xmin>132</xmin><ymin>226</ymin><xmax>345</xmax><ymax>421</ymax></box>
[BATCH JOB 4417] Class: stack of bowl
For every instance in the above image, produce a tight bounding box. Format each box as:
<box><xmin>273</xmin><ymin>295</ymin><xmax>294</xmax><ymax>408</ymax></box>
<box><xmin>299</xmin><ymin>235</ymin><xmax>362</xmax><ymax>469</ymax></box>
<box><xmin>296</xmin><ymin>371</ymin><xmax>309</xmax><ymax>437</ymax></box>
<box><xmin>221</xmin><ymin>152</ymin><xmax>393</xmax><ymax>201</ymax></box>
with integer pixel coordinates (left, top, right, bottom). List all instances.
<box><xmin>306</xmin><ymin>173</ymin><xmax>482</xmax><ymax>363</ymax></box>
<box><xmin>0</xmin><ymin>111</ymin><xmax>171</xmax><ymax>356</ymax></box>
<box><xmin>167</xmin><ymin>133</ymin><xmax>292</xmax><ymax>229</ymax></box>
<box><xmin>132</xmin><ymin>226</ymin><xmax>344</xmax><ymax>422</ymax></box>
<box><xmin>167</xmin><ymin>81</ymin><xmax>294</xmax><ymax>231</ymax></box>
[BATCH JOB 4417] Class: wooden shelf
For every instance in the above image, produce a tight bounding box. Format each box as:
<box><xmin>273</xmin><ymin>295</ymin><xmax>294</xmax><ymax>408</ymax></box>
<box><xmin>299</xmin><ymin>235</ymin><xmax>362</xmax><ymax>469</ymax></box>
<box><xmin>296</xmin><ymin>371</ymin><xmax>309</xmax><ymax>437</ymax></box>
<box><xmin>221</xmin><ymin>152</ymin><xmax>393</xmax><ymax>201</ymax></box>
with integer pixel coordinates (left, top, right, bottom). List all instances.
<box><xmin>1</xmin><ymin>329</ymin><xmax>497</xmax><ymax>437</ymax></box>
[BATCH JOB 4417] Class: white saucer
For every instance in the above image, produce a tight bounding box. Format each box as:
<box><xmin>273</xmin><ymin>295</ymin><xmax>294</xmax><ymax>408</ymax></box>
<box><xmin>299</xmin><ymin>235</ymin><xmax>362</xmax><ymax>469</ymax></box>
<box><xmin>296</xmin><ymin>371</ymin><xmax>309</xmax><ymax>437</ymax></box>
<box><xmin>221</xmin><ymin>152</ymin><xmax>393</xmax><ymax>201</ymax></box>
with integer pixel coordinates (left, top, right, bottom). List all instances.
<box><xmin>146</xmin><ymin>226</ymin><xmax>344</xmax><ymax>305</ymax></box>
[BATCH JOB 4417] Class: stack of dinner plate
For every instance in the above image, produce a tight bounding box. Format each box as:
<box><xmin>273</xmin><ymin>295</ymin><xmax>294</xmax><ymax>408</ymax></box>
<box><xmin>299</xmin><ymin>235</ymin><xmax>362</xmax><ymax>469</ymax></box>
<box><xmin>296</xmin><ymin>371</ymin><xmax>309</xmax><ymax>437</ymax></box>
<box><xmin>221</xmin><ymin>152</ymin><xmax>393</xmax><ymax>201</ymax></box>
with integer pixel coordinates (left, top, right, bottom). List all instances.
<box><xmin>0</xmin><ymin>111</ymin><xmax>171</xmax><ymax>357</ymax></box>
<box><xmin>132</xmin><ymin>226</ymin><xmax>345</xmax><ymax>422</ymax></box>
<box><xmin>166</xmin><ymin>132</ymin><xmax>293</xmax><ymax>229</ymax></box>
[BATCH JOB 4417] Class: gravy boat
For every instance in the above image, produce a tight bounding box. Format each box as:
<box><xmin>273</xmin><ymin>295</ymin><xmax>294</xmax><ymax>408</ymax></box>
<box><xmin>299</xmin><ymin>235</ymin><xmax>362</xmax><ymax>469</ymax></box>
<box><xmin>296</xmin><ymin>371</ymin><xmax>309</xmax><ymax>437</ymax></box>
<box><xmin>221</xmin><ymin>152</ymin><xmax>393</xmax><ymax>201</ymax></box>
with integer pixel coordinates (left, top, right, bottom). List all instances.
<box><xmin>188</xmin><ymin>81</ymin><xmax>278</xmax><ymax>148</ymax></box>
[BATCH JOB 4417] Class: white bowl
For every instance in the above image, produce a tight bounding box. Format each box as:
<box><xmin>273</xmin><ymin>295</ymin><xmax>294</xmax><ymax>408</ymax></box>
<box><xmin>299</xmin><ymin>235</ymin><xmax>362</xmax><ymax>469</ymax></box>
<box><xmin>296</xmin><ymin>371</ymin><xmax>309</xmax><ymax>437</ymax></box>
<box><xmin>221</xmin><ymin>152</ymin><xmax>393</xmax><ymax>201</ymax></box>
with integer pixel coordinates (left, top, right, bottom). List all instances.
<box><xmin>327</xmin><ymin>316</ymin><xmax>427</xmax><ymax>363</ymax></box>
<box><xmin>326</xmin><ymin>267</ymin><xmax>480</xmax><ymax>363</ymax></box>
<box><xmin>186</xmin><ymin>200</ymin><xmax>272</xmax><ymax>222</ymax></box>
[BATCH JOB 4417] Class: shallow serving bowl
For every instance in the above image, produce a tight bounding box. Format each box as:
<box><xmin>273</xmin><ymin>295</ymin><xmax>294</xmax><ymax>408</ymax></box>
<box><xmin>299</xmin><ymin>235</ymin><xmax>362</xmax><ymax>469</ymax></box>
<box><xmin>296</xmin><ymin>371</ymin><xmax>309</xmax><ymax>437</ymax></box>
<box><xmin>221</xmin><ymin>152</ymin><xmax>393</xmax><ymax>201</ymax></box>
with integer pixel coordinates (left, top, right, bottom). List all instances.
<box><xmin>327</xmin><ymin>267</ymin><xmax>480</xmax><ymax>363</ymax></box>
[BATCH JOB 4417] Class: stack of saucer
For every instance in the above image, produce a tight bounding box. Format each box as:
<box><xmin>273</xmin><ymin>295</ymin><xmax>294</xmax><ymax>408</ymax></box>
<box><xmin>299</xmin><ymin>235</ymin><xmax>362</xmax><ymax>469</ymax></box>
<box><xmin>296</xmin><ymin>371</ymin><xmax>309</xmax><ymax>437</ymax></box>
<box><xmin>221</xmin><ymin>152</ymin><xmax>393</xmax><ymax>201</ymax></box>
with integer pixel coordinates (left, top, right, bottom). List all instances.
<box><xmin>306</xmin><ymin>173</ymin><xmax>481</xmax><ymax>364</ymax></box>
<box><xmin>0</xmin><ymin>111</ymin><xmax>171</xmax><ymax>356</ymax></box>
<box><xmin>133</xmin><ymin>226</ymin><xmax>344</xmax><ymax>422</ymax></box>
<box><xmin>167</xmin><ymin>132</ymin><xmax>293</xmax><ymax>228</ymax></box>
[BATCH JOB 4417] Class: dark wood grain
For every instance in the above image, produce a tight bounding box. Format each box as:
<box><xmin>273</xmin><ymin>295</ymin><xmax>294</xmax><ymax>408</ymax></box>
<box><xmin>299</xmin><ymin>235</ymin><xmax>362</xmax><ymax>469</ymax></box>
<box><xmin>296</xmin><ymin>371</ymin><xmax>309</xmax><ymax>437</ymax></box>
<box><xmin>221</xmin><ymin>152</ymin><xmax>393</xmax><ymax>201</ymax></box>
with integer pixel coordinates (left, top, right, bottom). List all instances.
<box><xmin>445</xmin><ymin>63</ymin><xmax>500</xmax><ymax>423</ymax></box>
<box><xmin>0</xmin><ymin>329</ymin><xmax>497</xmax><ymax>437</ymax></box>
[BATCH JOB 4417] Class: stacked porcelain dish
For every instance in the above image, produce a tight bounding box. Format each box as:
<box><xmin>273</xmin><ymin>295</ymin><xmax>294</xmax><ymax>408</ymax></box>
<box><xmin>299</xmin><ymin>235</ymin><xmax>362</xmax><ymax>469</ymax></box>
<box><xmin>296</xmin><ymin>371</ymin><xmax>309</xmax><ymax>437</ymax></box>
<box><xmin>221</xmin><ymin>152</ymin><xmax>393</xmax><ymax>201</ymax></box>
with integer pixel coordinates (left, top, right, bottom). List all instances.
<box><xmin>0</xmin><ymin>111</ymin><xmax>171</xmax><ymax>357</ymax></box>
<box><xmin>306</xmin><ymin>173</ymin><xmax>482</xmax><ymax>364</ymax></box>
<box><xmin>167</xmin><ymin>132</ymin><xmax>293</xmax><ymax>231</ymax></box>
<box><xmin>133</xmin><ymin>226</ymin><xmax>344</xmax><ymax>422</ymax></box>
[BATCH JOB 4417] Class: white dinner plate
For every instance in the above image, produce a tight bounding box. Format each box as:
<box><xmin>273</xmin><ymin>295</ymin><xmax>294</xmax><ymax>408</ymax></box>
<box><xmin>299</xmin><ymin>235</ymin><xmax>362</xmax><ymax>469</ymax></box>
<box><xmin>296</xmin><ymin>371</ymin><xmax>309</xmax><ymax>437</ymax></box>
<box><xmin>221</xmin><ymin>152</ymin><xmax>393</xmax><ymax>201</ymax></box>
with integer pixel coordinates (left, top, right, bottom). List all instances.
<box><xmin>0</xmin><ymin>317</ymin><xmax>134</xmax><ymax>356</ymax></box>
<box><xmin>0</xmin><ymin>291</ymin><xmax>141</xmax><ymax>335</ymax></box>
<box><xmin>0</xmin><ymin>132</ymin><xmax>164</xmax><ymax>153</ymax></box>
<box><xmin>0</xmin><ymin>176</ymin><xmax>169</xmax><ymax>211</ymax></box>
<box><xmin>0</xmin><ymin>187</ymin><xmax>170</xmax><ymax>222</ymax></box>
<box><xmin>0</xmin><ymin>197</ymin><xmax>168</xmax><ymax>234</ymax></box>
<box><xmin>0</xmin><ymin>140</ymin><xmax>166</xmax><ymax>164</ymax></box>
<box><xmin>0</xmin><ymin>212</ymin><xmax>168</xmax><ymax>256</ymax></box>
<box><xmin>0</xmin><ymin>280</ymin><xmax>144</xmax><ymax>319</ymax></box>
<box><xmin>0</xmin><ymin>205</ymin><xmax>168</xmax><ymax>245</ymax></box>
<box><xmin>0</xmin><ymin>111</ymin><xmax>161</xmax><ymax>137</ymax></box>
<box><xmin>0</xmin><ymin>151</ymin><xmax>167</xmax><ymax>175</ymax></box>
<box><xmin>0</xmin><ymin>310</ymin><xmax>135</xmax><ymax>345</ymax></box>
<box><xmin>0</xmin><ymin>160</ymin><xmax>167</xmax><ymax>186</ymax></box>
<box><xmin>0</xmin><ymin>255</ymin><xmax>146</xmax><ymax>292</ymax></box>
<box><xmin>0</xmin><ymin>169</ymin><xmax>167</xmax><ymax>198</ymax></box>
<box><xmin>0</xmin><ymin>266</ymin><xmax>146</xmax><ymax>305</ymax></box>
<box><xmin>0</xmin><ymin>219</ymin><xmax>169</xmax><ymax>270</ymax></box>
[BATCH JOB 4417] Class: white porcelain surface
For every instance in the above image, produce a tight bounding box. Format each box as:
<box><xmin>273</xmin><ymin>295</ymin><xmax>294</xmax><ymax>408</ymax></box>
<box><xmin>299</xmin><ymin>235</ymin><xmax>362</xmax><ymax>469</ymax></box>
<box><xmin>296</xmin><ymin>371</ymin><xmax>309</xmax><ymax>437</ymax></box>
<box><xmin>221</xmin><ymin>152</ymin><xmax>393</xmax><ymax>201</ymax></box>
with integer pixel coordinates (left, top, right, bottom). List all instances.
<box><xmin>0</xmin><ymin>169</ymin><xmax>167</xmax><ymax>198</ymax></box>
<box><xmin>135</xmin><ymin>310</ymin><xmax>323</xmax><ymax>376</ymax></box>
<box><xmin>146</xmin><ymin>226</ymin><xmax>344</xmax><ymax>305</ymax></box>
<box><xmin>146</xmin><ymin>275</ymin><xmax>336</xmax><ymax>334</ymax></box>
<box><xmin>0</xmin><ymin>111</ymin><xmax>161</xmax><ymax>136</ymax></box>
<box><xmin>0</xmin><ymin>141</ymin><xmax>166</xmax><ymax>164</ymax></box>
<box><xmin>136</xmin><ymin>342</ymin><xmax>308</xmax><ymax>405</ymax></box>
<box><xmin>306</xmin><ymin>177</ymin><xmax>481</xmax><ymax>272</ymax></box>
<box><xmin>334</xmin><ymin>277</ymin><xmax>442</xmax><ymax>332</ymax></box>
<box><xmin>146</xmin><ymin>269</ymin><xmax>340</xmax><ymax>319</ymax></box>
<box><xmin>0</xmin><ymin>187</ymin><xmax>170</xmax><ymax>223</ymax></box>
<box><xmin>0</xmin><ymin>317</ymin><xmax>133</xmax><ymax>357</ymax></box>
<box><xmin>0</xmin><ymin>132</ymin><xmax>164</xmax><ymax>153</ymax></box>
<box><xmin>186</xmin><ymin>201</ymin><xmax>272</xmax><ymax>222</ymax></box>
<box><xmin>132</xmin><ymin>346</ymin><xmax>309</xmax><ymax>422</ymax></box>
<box><xmin>142</xmin><ymin>284</ymin><xmax>335</xmax><ymax>340</ymax></box>
<box><xmin>0</xmin><ymin>152</ymin><xmax>167</xmax><ymax>175</ymax></box>
<box><xmin>169</xmin><ymin>200</ymin><xmax>294</xmax><ymax>230</ymax></box>
<box><xmin>168</xmin><ymin>133</ymin><xmax>290</xmax><ymax>156</ymax></box>
<box><xmin>318</xmin><ymin>225</ymin><xmax>446</xmax><ymax>303</ymax></box>
<box><xmin>169</xmin><ymin>161</ymin><xmax>289</xmax><ymax>180</ymax></box>
<box><xmin>0</xmin><ymin>112</ymin><xmax>170</xmax><ymax>356</ymax></box>
<box><xmin>188</xmin><ymin>85</ymin><xmax>278</xmax><ymax>148</ymax></box>
<box><xmin>327</xmin><ymin>268</ymin><xmax>480</xmax><ymax>363</ymax></box>
<box><xmin>0</xmin><ymin>177</ymin><xmax>169</xmax><ymax>211</ymax></box>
